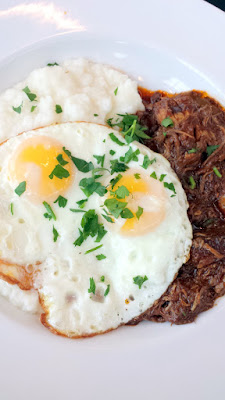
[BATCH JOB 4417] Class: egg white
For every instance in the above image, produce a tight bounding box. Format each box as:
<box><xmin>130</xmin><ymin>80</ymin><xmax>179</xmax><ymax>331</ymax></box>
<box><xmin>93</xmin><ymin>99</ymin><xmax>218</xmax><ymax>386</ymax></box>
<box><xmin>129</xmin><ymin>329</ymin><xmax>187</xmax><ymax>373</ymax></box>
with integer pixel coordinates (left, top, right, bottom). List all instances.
<box><xmin>0</xmin><ymin>122</ymin><xmax>192</xmax><ymax>337</ymax></box>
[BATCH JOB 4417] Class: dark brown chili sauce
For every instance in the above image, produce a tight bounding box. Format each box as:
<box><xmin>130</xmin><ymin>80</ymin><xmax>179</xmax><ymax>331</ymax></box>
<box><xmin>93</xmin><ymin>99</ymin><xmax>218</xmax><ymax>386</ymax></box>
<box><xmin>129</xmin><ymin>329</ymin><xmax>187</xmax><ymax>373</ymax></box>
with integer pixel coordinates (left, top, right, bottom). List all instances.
<box><xmin>128</xmin><ymin>88</ymin><xmax>225</xmax><ymax>325</ymax></box>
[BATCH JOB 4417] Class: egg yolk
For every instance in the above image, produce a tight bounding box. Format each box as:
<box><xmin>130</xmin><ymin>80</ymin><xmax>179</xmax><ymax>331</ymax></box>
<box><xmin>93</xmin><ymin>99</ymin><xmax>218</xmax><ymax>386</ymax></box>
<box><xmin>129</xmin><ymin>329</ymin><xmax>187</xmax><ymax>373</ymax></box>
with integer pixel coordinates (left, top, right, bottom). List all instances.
<box><xmin>108</xmin><ymin>172</ymin><xmax>166</xmax><ymax>236</ymax></box>
<box><xmin>9</xmin><ymin>136</ymin><xmax>75</xmax><ymax>201</ymax></box>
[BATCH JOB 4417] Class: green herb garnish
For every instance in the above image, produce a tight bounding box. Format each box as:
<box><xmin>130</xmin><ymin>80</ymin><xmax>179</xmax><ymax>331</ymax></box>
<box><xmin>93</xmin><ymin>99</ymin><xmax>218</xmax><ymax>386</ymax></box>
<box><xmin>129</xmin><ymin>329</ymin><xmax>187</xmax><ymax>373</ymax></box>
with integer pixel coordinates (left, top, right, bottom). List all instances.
<box><xmin>163</xmin><ymin>132</ymin><xmax>167</xmax><ymax>137</ymax></box>
<box><xmin>150</xmin><ymin>171</ymin><xmax>157</xmax><ymax>179</ymax></box>
<box><xmin>110</xmin><ymin>159</ymin><xmax>128</xmax><ymax>175</ymax></box>
<box><xmin>142</xmin><ymin>155</ymin><xmax>156</xmax><ymax>169</ymax></box>
<box><xmin>12</xmin><ymin>102</ymin><xmax>23</xmax><ymax>114</ymax></box>
<box><xmin>159</xmin><ymin>174</ymin><xmax>166</xmax><ymax>182</ymax></box>
<box><xmin>134</xmin><ymin>173</ymin><xmax>141</xmax><ymax>179</ymax></box>
<box><xmin>163</xmin><ymin>182</ymin><xmax>176</xmax><ymax>194</ymax></box>
<box><xmin>88</xmin><ymin>277</ymin><xmax>96</xmax><ymax>295</ymax></box>
<box><xmin>133</xmin><ymin>275</ymin><xmax>148</xmax><ymax>289</ymax></box>
<box><xmin>188</xmin><ymin>148</ymin><xmax>197</xmax><ymax>154</ymax></box>
<box><xmin>114</xmin><ymin>87</ymin><xmax>118</xmax><ymax>95</ymax></box>
<box><xmin>85</xmin><ymin>244</ymin><xmax>103</xmax><ymax>254</ymax></box>
<box><xmin>213</xmin><ymin>167</ymin><xmax>222</xmax><ymax>178</ymax></box>
<box><xmin>49</xmin><ymin>164</ymin><xmax>70</xmax><ymax>180</ymax></box>
<box><xmin>96</xmin><ymin>255</ymin><xmax>106</xmax><ymax>261</ymax></box>
<box><xmin>54</xmin><ymin>195</ymin><xmax>67</xmax><ymax>208</ymax></box>
<box><xmin>74</xmin><ymin>209</ymin><xmax>107</xmax><ymax>246</ymax></box>
<box><xmin>104</xmin><ymin>198</ymin><xmax>127</xmax><ymax>218</ymax></box>
<box><xmin>110</xmin><ymin>174</ymin><xmax>122</xmax><ymax>189</ymax></box>
<box><xmin>76</xmin><ymin>199</ymin><xmax>88</xmax><ymax>209</ymax></box>
<box><xmin>100</xmin><ymin>275</ymin><xmax>105</xmax><ymax>281</ymax></box>
<box><xmin>30</xmin><ymin>105</ymin><xmax>37</xmax><ymax>112</ymax></box>
<box><xmin>43</xmin><ymin>201</ymin><xmax>56</xmax><ymax>221</ymax></box>
<box><xmin>94</xmin><ymin>113</ymin><xmax>98</xmax><ymax>117</ymax></box>
<box><xmin>189</xmin><ymin>176</ymin><xmax>196</xmax><ymax>189</ymax></box>
<box><xmin>63</xmin><ymin>147</ymin><xmax>94</xmax><ymax>173</ymax></box>
<box><xmin>161</xmin><ymin>117</ymin><xmax>174</xmax><ymax>128</ymax></box>
<box><xmin>15</xmin><ymin>181</ymin><xmax>26</xmax><ymax>196</ymax></box>
<box><xmin>136</xmin><ymin>206</ymin><xmax>143</xmax><ymax>220</ymax></box>
<box><xmin>121</xmin><ymin>208</ymin><xmax>134</xmax><ymax>219</ymax></box>
<box><xmin>206</xmin><ymin>145</ymin><xmax>219</xmax><ymax>157</ymax></box>
<box><xmin>115</xmin><ymin>185</ymin><xmax>129</xmax><ymax>199</ymax></box>
<box><xmin>56</xmin><ymin>154</ymin><xmax>68</xmax><ymax>166</ymax></box>
<box><xmin>107</xmin><ymin>114</ymin><xmax>150</xmax><ymax>144</ymax></box>
<box><xmin>53</xmin><ymin>226</ymin><xmax>59</xmax><ymax>242</ymax></box>
<box><xmin>120</xmin><ymin>147</ymin><xmax>140</xmax><ymax>163</ymax></box>
<box><xmin>55</xmin><ymin>104</ymin><xmax>63</xmax><ymax>114</ymax></box>
<box><xmin>47</xmin><ymin>62</ymin><xmax>59</xmax><ymax>66</ymax></box>
<box><xmin>10</xmin><ymin>203</ymin><xmax>14</xmax><ymax>215</ymax></box>
<box><xmin>93</xmin><ymin>154</ymin><xmax>105</xmax><ymax>167</ymax></box>
<box><xmin>104</xmin><ymin>284</ymin><xmax>110</xmax><ymax>297</ymax></box>
<box><xmin>109</xmin><ymin>150</ymin><xmax>116</xmax><ymax>156</ymax></box>
<box><xmin>102</xmin><ymin>214</ymin><xmax>114</xmax><ymax>223</ymax></box>
<box><xmin>109</xmin><ymin>132</ymin><xmax>125</xmax><ymax>146</ymax></box>
<box><xmin>22</xmin><ymin>86</ymin><xmax>37</xmax><ymax>102</ymax></box>
<box><xmin>79</xmin><ymin>177</ymin><xmax>107</xmax><ymax>197</ymax></box>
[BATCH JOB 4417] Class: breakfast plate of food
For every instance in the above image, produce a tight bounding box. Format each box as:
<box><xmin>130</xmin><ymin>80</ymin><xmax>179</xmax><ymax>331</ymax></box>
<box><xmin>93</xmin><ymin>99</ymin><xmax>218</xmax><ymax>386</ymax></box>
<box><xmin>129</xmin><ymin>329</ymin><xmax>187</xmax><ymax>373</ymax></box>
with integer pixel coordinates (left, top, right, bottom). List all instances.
<box><xmin>0</xmin><ymin>0</ymin><xmax>224</xmax><ymax>399</ymax></box>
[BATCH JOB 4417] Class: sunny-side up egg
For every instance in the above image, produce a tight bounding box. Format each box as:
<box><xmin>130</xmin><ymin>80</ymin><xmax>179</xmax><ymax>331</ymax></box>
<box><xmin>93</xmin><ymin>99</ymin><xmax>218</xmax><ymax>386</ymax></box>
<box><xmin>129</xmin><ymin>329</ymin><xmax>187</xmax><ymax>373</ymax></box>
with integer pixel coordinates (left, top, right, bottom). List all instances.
<box><xmin>0</xmin><ymin>122</ymin><xmax>192</xmax><ymax>337</ymax></box>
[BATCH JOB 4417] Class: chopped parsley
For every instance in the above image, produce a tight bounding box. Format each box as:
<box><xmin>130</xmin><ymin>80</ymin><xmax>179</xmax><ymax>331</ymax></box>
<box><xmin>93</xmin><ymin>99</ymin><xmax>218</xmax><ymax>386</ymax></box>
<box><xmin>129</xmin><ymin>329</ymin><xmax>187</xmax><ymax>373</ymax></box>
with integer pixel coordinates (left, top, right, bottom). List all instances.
<box><xmin>189</xmin><ymin>176</ymin><xmax>196</xmax><ymax>189</ymax></box>
<box><xmin>30</xmin><ymin>105</ymin><xmax>37</xmax><ymax>112</ymax></box>
<box><xmin>93</xmin><ymin>154</ymin><xmax>105</xmax><ymax>167</ymax></box>
<box><xmin>110</xmin><ymin>159</ymin><xmax>128</xmax><ymax>175</ymax></box>
<box><xmin>159</xmin><ymin>174</ymin><xmax>166</xmax><ymax>182</ymax></box>
<box><xmin>109</xmin><ymin>150</ymin><xmax>116</xmax><ymax>156</ymax></box>
<box><xmin>88</xmin><ymin>277</ymin><xmax>96</xmax><ymax>295</ymax></box>
<box><xmin>76</xmin><ymin>199</ymin><xmax>88</xmax><ymax>209</ymax></box>
<box><xmin>55</xmin><ymin>104</ymin><xmax>63</xmax><ymax>114</ymax></box>
<box><xmin>49</xmin><ymin>164</ymin><xmax>70</xmax><ymax>180</ymax></box>
<box><xmin>53</xmin><ymin>226</ymin><xmax>59</xmax><ymax>242</ymax></box>
<box><xmin>79</xmin><ymin>177</ymin><xmax>107</xmax><ymax>197</ymax></box>
<box><xmin>142</xmin><ymin>155</ymin><xmax>156</xmax><ymax>169</ymax></box>
<box><xmin>188</xmin><ymin>148</ymin><xmax>197</xmax><ymax>154</ymax></box>
<box><xmin>163</xmin><ymin>132</ymin><xmax>167</xmax><ymax>137</ymax></box>
<box><xmin>100</xmin><ymin>275</ymin><xmax>105</xmax><ymax>281</ymax></box>
<box><xmin>104</xmin><ymin>198</ymin><xmax>127</xmax><ymax>218</ymax></box>
<box><xmin>10</xmin><ymin>203</ymin><xmax>14</xmax><ymax>215</ymax></box>
<box><xmin>207</xmin><ymin>145</ymin><xmax>219</xmax><ymax>157</ymax></box>
<box><xmin>134</xmin><ymin>173</ymin><xmax>141</xmax><ymax>179</ymax></box>
<box><xmin>12</xmin><ymin>102</ymin><xmax>23</xmax><ymax>114</ymax></box>
<box><xmin>136</xmin><ymin>206</ymin><xmax>143</xmax><ymax>220</ymax></box>
<box><xmin>15</xmin><ymin>181</ymin><xmax>26</xmax><ymax>196</ymax></box>
<box><xmin>54</xmin><ymin>195</ymin><xmax>67</xmax><ymax>208</ymax></box>
<box><xmin>133</xmin><ymin>275</ymin><xmax>148</xmax><ymax>289</ymax></box>
<box><xmin>109</xmin><ymin>132</ymin><xmax>125</xmax><ymax>146</ymax></box>
<box><xmin>70</xmin><ymin>209</ymin><xmax>86</xmax><ymax>213</ymax></box>
<box><xmin>110</xmin><ymin>174</ymin><xmax>122</xmax><ymax>189</ymax></box>
<box><xmin>22</xmin><ymin>86</ymin><xmax>37</xmax><ymax>102</ymax></box>
<box><xmin>63</xmin><ymin>147</ymin><xmax>94</xmax><ymax>173</ymax></box>
<box><xmin>115</xmin><ymin>185</ymin><xmax>129</xmax><ymax>199</ymax></box>
<box><xmin>150</xmin><ymin>171</ymin><xmax>157</xmax><ymax>179</ymax></box>
<box><xmin>74</xmin><ymin>209</ymin><xmax>107</xmax><ymax>246</ymax></box>
<box><xmin>163</xmin><ymin>182</ymin><xmax>176</xmax><ymax>194</ymax></box>
<box><xmin>213</xmin><ymin>167</ymin><xmax>222</xmax><ymax>178</ymax></box>
<box><xmin>121</xmin><ymin>208</ymin><xmax>134</xmax><ymax>219</ymax></box>
<box><xmin>102</xmin><ymin>214</ymin><xmax>114</xmax><ymax>223</ymax></box>
<box><xmin>107</xmin><ymin>114</ymin><xmax>149</xmax><ymax>144</ymax></box>
<box><xmin>56</xmin><ymin>154</ymin><xmax>68</xmax><ymax>166</ymax></box>
<box><xmin>96</xmin><ymin>254</ymin><xmax>106</xmax><ymax>261</ymax></box>
<box><xmin>161</xmin><ymin>117</ymin><xmax>174</xmax><ymax>128</ymax></box>
<box><xmin>47</xmin><ymin>62</ymin><xmax>59</xmax><ymax>66</ymax></box>
<box><xmin>94</xmin><ymin>113</ymin><xmax>98</xmax><ymax>117</ymax></box>
<box><xmin>43</xmin><ymin>201</ymin><xmax>56</xmax><ymax>221</ymax></box>
<box><xmin>104</xmin><ymin>284</ymin><xmax>110</xmax><ymax>297</ymax></box>
<box><xmin>120</xmin><ymin>147</ymin><xmax>140</xmax><ymax>163</ymax></box>
<box><xmin>85</xmin><ymin>244</ymin><xmax>103</xmax><ymax>254</ymax></box>
<box><xmin>114</xmin><ymin>87</ymin><xmax>118</xmax><ymax>95</ymax></box>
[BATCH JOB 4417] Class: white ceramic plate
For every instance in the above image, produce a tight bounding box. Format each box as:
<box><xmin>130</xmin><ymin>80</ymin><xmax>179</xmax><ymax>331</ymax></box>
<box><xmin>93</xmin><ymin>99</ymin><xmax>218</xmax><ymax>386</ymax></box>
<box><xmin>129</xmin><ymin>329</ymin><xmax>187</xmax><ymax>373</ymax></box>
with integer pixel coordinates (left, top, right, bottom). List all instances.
<box><xmin>0</xmin><ymin>1</ymin><xmax>225</xmax><ymax>399</ymax></box>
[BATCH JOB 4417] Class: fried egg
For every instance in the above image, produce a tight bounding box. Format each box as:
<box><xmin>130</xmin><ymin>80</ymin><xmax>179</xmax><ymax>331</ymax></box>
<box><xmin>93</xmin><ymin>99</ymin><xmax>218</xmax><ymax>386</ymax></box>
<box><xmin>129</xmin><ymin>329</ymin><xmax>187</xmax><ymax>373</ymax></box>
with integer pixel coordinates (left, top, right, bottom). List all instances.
<box><xmin>0</xmin><ymin>122</ymin><xmax>192</xmax><ymax>337</ymax></box>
